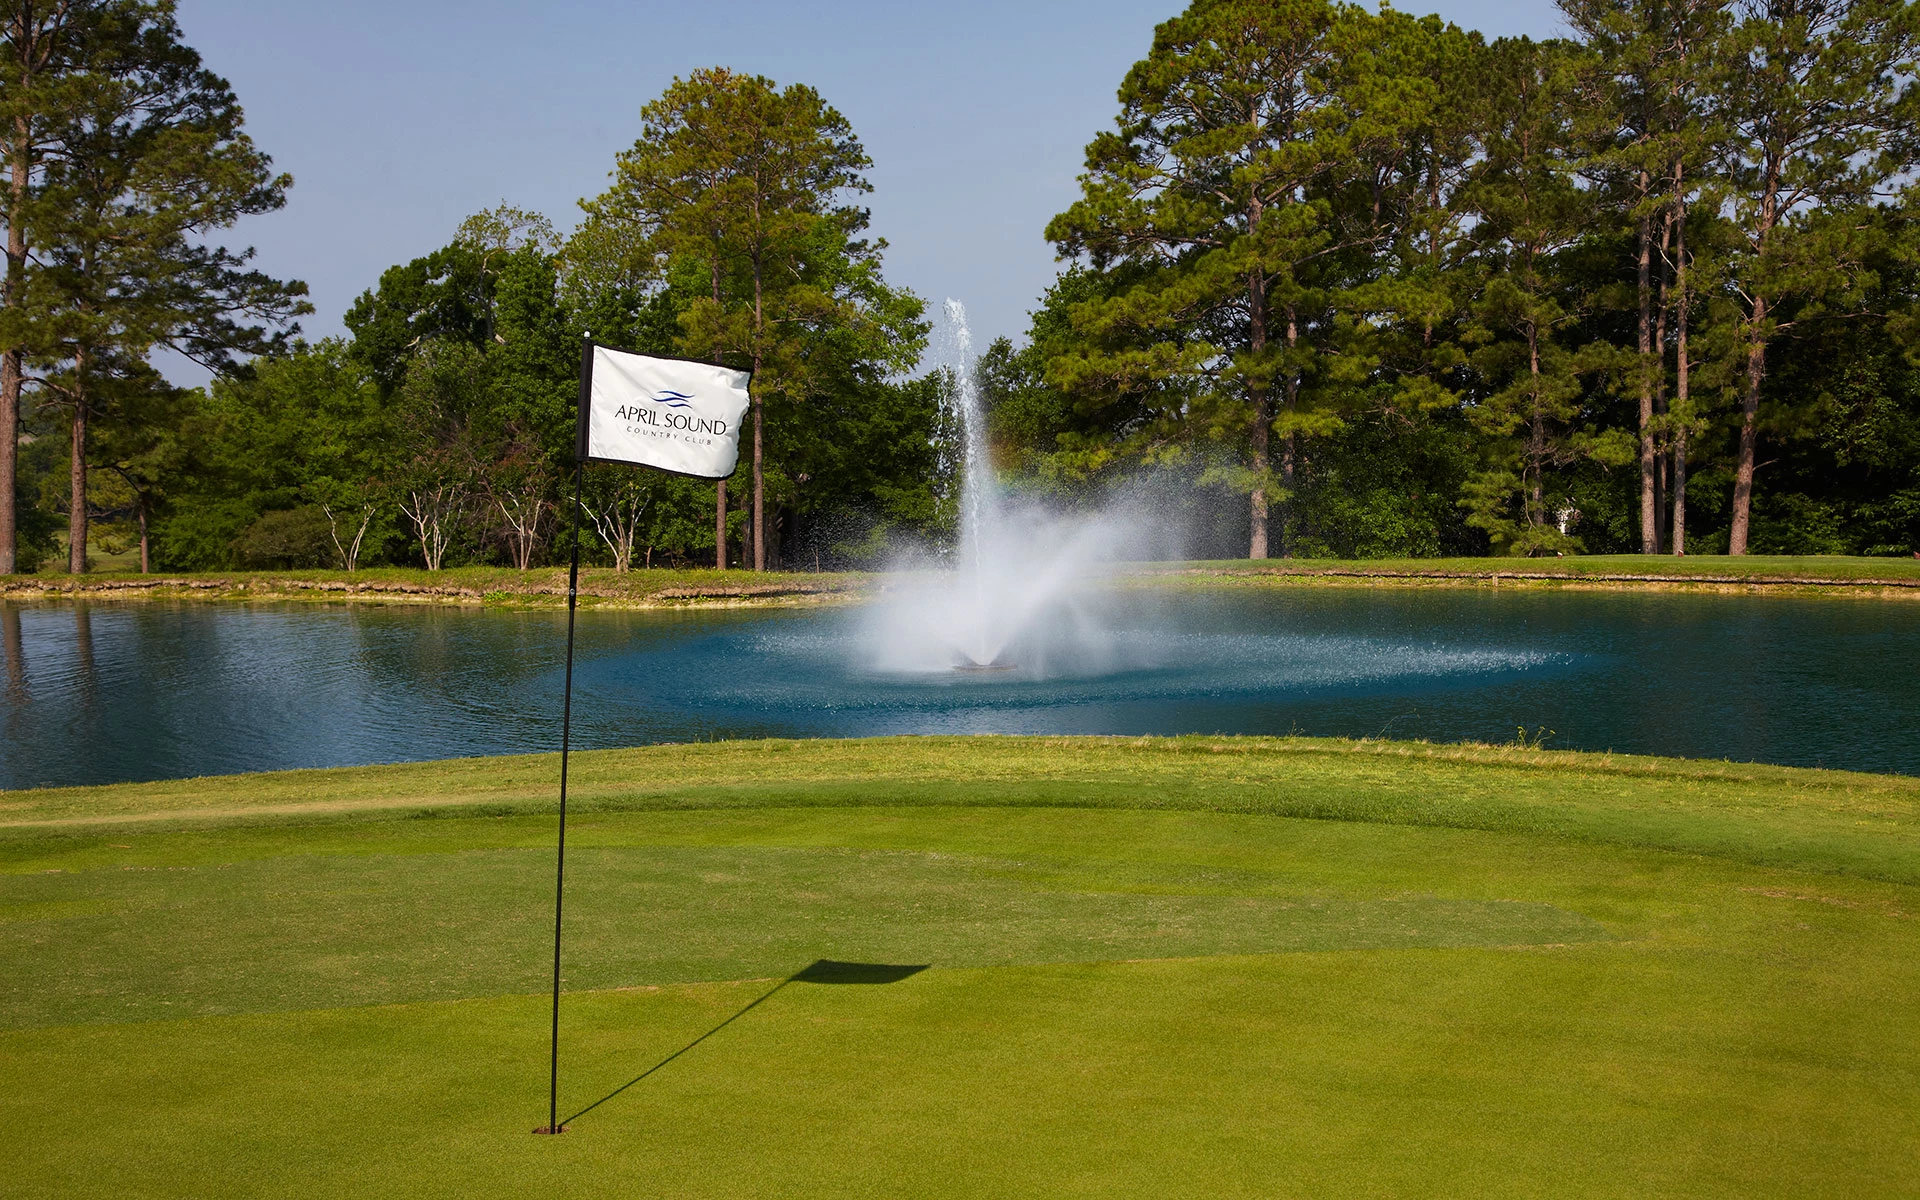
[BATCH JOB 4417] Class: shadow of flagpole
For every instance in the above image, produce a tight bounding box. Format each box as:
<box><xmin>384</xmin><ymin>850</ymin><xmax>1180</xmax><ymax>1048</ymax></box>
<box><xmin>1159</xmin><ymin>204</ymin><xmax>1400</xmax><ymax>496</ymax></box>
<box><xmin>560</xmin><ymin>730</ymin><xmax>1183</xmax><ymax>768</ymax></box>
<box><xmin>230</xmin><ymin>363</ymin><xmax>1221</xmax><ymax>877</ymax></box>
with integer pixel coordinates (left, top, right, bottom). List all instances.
<box><xmin>558</xmin><ymin>977</ymin><xmax>793</xmax><ymax>1129</ymax></box>
<box><xmin>558</xmin><ymin>961</ymin><xmax>929</xmax><ymax>1129</ymax></box>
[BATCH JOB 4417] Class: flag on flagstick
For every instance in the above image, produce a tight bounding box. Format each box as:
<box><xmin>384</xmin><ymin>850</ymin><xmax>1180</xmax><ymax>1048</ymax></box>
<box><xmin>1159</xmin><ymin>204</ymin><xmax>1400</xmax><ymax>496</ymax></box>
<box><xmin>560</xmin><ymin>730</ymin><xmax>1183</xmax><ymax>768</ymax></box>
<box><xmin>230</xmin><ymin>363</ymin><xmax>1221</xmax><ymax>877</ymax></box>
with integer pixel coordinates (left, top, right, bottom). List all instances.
<box><xmin>576</xmin><ymin>344</ymin><xmax>751</xmax><ymax>479</ymax></box>
<box><xmin>541</xmin><ymin>339</ymin><xmax>749</xmax><ymax>1136</ymax></box>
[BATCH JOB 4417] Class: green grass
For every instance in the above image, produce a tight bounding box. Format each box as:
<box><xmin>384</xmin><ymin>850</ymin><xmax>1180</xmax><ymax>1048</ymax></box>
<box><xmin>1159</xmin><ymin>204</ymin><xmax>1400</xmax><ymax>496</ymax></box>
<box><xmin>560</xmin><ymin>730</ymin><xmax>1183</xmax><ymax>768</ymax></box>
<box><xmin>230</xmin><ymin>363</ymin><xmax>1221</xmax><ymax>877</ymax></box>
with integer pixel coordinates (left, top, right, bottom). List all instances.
<box><xmin>3</xmin><ymin>736</ymin><xmax>1918</xmax><ymax>1196</ymax></box>
<box><xmin>0</xmin><ymin>562</ymin><xmax>864</xmax><ymax>606</ymax></box>
<box><xmin>1166</xmin><ymin>552</ymin><xmax>1920</xmax><ymax>586</ymax></box>
<box><xmin>1190</xmin><ymin>552</ymin><xmax>1920</xmax><ymax>576</ymax></box>
<box><xmin>6</xmin><ymin>553</ymin><xmax>1920</xmax><ymax>610</ymax></box>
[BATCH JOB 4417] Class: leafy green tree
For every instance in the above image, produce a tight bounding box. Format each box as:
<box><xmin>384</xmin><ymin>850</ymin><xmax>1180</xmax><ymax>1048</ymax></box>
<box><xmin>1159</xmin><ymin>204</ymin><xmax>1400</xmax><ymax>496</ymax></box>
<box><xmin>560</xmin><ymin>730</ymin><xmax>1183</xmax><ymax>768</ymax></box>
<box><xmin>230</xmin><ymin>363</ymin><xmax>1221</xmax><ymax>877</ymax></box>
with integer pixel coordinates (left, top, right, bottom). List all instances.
<box><xmin>976</xmin><ymin>268</ymin><xmax>1172</xmax><ymax>509</ymax></box>
<box><xmin>390</xmin><ymin>338</ymin><xmax>484</xmax><ymax>571</ymax></box>
<box><xmin>346</xmin><ymin>212</ymin><xmax>579</xmax><ymax>570</ymax></box>
<box><xmin>478</xmin><ymin>243</ymin><xmax>572</xmax><ymax>569</ymax></box>
<box><xmin>558</xmin><ymin>210</ymin><xmax>676</xmax><ymax>356</ymax></box>
<box><xmin>344</xmin><ymin>245</ymin><xmax>492</xmax><ymax>399</ymax></box>
<box><xmin>768</xmin><ymin>357</ymin><xmax>943</xmax><ymax>568</ymax></box>
<box><xmin>0</xmin><ymin>0</ymin><xmax>304</xmax><ymax>574</ymax></box>
<box><xmin>977</xmin><ymin>335</ymin><xmax>1068</xmax><ymax>482</ymax></box>
<box><xmin>1307</xmin><ymin>12</ymin><xmax>1487</xmax><ymax>559</ymax></box>
<box><xmin>1732</xmin><ymin>206</ymin><xmax>1920</xmax><ymax>553</ymax></box>
<box><xmin>342</xmin><ymin>203</ymin><xmax>555</xmax><ymax>398</ymax></box>
<box><xmin>151</xmin><ymin>341</ymin><xmax>390</xmax><ymax>570</ymax></box>
<box><xmin>86</xmin><ymin>366</ymin><xmax>187</xmax><ymax>571</ymax></box>
<box><xmin>586</xmin><ymin>66</ymin><xmax>924</xmax><ymax>570</ymax></box>
<box><xmin>1284</xmin><ymin>401</ymin><xmax>1483</xmax><ymax>556</ymax></box>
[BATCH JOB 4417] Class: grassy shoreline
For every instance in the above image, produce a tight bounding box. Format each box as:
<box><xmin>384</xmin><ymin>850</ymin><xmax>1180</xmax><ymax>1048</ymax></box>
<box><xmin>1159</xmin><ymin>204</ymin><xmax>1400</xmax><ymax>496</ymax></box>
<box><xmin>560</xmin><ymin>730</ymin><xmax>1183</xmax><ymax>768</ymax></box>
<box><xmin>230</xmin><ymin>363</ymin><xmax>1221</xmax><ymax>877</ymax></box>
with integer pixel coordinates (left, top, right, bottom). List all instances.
<box><xmin>0</xmin><ymin>564</ymin><xmax>866</xmax><ymax>609</ymax></box>
<box><xmin>3</xmin><ymin>552</ymin><xmax>1920</xmax><ymax>608</ymax></box>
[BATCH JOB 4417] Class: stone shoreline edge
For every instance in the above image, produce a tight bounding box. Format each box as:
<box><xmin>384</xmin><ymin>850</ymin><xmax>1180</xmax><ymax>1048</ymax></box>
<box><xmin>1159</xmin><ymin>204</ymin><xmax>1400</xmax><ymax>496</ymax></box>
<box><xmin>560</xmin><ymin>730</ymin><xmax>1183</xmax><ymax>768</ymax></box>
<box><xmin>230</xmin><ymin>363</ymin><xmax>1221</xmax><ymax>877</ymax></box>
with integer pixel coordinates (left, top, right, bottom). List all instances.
<box><xmin>2</xmin><ymin>564</ymin><xmax>1918</xmax><ymax>608</ymax></box>
<box><xmin>0</xmin><ymin>575</ymin><xmax>866</xmax><ymax>608</ymax></box>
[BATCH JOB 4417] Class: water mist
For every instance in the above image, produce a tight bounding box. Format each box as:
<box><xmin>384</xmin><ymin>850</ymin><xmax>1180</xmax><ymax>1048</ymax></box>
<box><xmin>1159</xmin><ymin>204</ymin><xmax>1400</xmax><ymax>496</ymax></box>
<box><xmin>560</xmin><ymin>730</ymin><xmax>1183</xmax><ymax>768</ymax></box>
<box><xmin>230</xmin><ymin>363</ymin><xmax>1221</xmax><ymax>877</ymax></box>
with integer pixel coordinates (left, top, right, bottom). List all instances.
<box><xmin>861</xmin><ymin>300</ymin><xmax>1158</xmax><ymax>678</ymax></box>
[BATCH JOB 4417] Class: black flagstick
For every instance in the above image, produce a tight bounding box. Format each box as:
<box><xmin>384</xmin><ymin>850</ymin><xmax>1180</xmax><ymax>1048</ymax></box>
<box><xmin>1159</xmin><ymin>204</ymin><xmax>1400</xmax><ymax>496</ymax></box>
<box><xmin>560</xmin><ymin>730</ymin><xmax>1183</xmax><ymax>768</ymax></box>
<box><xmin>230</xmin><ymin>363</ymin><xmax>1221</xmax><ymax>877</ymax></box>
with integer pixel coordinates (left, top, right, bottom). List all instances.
<box><xmin>542</xmin><ymin>336</ymin><xmax>593</xmax><ymax>1136</ymax></box>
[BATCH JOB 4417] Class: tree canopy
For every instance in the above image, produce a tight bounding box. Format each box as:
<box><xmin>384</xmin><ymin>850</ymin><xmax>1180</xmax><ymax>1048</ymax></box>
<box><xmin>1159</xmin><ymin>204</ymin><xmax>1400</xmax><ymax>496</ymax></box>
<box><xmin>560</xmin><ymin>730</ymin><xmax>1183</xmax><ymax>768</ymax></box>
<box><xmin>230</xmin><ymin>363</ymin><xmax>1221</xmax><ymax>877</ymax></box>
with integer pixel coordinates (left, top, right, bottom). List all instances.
<box><xmin>10</xmin><ymin>0</ymin><xmax>1920</xmax><ymax>574</ymax></box>
<box><xmin>1030</xmin><ymin>0</ymin><xmax>1920</xmax><ymax>559</ymax></box>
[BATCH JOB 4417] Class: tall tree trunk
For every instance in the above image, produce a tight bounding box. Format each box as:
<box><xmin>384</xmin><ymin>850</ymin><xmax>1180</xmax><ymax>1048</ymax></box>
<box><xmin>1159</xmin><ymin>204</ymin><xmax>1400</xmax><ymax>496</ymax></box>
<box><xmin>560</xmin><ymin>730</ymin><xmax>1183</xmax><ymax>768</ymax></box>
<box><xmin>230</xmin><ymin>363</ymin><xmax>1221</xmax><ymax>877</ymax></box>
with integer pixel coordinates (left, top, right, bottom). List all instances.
<box><xmin>1424</xmin><ymin>159</ymin><xmax>1441</xmax><ymax>347</ymax></box>
<box><xmin>1671</xmin><ymin>428</ymin><xmax>1689</xmax><ymax>555</ymax></box>
<box><xmin>0</xmin><ymin>9</ymin><xmax>69</xmax><ymax>574</ymax></box>
<box><xmin>67</xmin><ymin>344</ymin><xmax>89</xmax><ymax>574</ymax></box>
<box><xmin>0</xmin><ymin>108</ymin><xmax>28</xmax><ymax>576</ymax></box>
<box><xmin>67</xmin><ymin>387</ymin><xmax>85</xmax><ymax>574</ymax></box>
<box><xmin>1730</xmin><ymin>300</ymin><xmax>1764</xmax><ymax>556</ymax></box>
<box><xmin>1527</xmin><ymin>321</ymin><xmax>1545</xmax><ymax>544</ymax></box>
<box><xmin>1671</xmin><ymin>166</ymin><xmax>1691</xmax><ymax>556</ymax></box>
<box><xmin>751</xmin><ymin>397</ymin><xmax>764</xmax><ymax>572</ymax></box>
<box><xmin>709</xmin><ymin>243</ymin><xmax>729</xmax><ymax>572</ymax></box>
<box><xmin>1730</xmin><ymin>151</ymin><xmax>1782</xmax><ymax>557</ymax></box>
<box><xmin>1279</xmin><ymin>430</ymin><xmax>1295</xmax><ymax>559</ymax></box>
<box><xmin>1650</xmin><ymin>206</ymin><xmax>1675</xmax><ymax>555</ymax></box>
<box><xmin>1246</xmin><ymin>260</ymin><xmax>1269</xmax><ymax>560</ymax></box>
<box><xmin>0</xmin><ymin>347</ymin><xmax>15</xmax><ymax>576</ymax></box>
<box><xmin>1280</xmin><ymin>308</ymin><xmax>1299</xmax><ymax>559</ymax></box>
<box><xmin>1636</xmin><ymin>175</ymin><xmax>1658</xmax><ymax>554</ymax></box>
<box><xmin>1674</xmin><ymin>430</ymin><xmax>1689</xmax><ymax>552</ymax></box>
<box><xmin>1249</xmin><ymin>391</ymin><xmax>1269</xmax><ymax>560</ymax></box>
<box><xmin>137</xmin><ymin>496</ymin><xmax>149</xmax><ymax>573</ymax></box>
<box><xmin>750</xmin><ymin>240</ymin><xmax>765</xmax><ymax>572</ymax></box>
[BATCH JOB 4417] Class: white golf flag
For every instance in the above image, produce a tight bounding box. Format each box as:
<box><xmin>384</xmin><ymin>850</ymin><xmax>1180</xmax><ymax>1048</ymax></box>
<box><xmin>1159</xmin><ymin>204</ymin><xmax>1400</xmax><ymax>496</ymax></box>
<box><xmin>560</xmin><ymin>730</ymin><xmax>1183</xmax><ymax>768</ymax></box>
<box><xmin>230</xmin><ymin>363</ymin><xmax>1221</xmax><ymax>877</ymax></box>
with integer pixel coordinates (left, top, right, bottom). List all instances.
<box><xmin>577</xmin><ymin>344</ymin><xmax>750</xmax><ymax>479</ymax></box>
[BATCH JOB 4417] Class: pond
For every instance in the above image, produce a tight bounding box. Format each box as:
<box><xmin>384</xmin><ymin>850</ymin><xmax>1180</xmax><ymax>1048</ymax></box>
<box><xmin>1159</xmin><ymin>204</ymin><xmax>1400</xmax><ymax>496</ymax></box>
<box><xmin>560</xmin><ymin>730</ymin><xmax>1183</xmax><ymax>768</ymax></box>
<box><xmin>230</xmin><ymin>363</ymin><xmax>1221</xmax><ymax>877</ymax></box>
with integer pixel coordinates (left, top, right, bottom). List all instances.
<box><xmin>3</xmin><ymin>586</ymin><xmax>1917</xmax><ymax>789</ymax></box>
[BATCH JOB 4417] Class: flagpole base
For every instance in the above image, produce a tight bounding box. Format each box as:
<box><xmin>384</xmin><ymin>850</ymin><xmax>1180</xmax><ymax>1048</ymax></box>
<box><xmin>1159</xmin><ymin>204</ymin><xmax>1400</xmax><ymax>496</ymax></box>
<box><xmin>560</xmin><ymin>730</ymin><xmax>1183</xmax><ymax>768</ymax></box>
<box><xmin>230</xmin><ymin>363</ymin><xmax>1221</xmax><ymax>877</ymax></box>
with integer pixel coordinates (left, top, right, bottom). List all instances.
<box><xmin>533</xmin><ymin>1125</ymin><xmax>569</xmax><ymax>1135</ymax></box>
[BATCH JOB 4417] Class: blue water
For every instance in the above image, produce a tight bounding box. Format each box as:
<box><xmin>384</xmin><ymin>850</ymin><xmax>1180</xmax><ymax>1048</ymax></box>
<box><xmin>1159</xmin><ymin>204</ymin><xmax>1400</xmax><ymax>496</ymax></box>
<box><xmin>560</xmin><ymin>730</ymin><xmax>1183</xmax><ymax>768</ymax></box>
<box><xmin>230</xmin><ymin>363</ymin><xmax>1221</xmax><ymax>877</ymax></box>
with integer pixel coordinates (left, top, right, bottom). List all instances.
<box><xmin>2</xmin><ymin>588</ymin><xmax>1916</xmax><ymax>789</ymax></box>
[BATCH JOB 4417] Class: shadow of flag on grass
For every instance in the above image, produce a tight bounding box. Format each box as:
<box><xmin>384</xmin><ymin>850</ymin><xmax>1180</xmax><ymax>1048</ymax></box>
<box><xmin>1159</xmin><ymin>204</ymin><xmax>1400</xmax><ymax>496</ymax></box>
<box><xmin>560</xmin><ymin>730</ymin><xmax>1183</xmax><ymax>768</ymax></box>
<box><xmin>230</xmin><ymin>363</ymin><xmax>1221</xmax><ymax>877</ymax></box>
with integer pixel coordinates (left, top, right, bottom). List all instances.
<box><xmin>559</xmin><ymin>961</ymin><xmax>929</xmax><ymax>1127</ymax></box>
<box><xmin>793</xmin><ymin>960</ymin><xmax>929</xmax><ymax>985</ymax></box>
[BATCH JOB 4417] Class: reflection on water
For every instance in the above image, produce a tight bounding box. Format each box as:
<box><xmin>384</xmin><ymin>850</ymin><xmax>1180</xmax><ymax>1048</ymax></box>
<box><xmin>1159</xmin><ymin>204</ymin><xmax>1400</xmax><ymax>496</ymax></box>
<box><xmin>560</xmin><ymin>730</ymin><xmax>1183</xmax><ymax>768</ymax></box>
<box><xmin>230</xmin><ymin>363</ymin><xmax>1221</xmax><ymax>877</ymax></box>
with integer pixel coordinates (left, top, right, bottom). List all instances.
<box><xmin>2</xmin><ymin>603</ymin><xmax>22</xmax><ymax>704</ymax></box>
<box><xmin>1</xmin><ymin>588</ymin><xmax>1916</xmax><ymax>789</ymax></box>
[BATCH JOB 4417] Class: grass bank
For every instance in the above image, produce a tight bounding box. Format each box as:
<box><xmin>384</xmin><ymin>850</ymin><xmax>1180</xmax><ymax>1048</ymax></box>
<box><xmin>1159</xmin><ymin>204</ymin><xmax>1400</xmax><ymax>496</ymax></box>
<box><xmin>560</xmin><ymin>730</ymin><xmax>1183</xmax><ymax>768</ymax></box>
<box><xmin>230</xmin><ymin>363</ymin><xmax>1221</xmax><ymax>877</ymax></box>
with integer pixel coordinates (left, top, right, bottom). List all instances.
<box><xmin>5</xmin><ymin>553</ymin><xmax>1919</xmax><ymax>609</ymax></box>
<box><xmin>1157</xmin><ymin>552</ymin><xmax>1920</xmax><ymax>597</ymax></box>
<box><xmin>0</xmin><ymin>564</ymin><xmax>866</xmax><ymax>608</ymax></box>
<box><xmin>3</xmin><ymin>737</ymin><xmax>1918</xmax><ymax>1196</ymax></box>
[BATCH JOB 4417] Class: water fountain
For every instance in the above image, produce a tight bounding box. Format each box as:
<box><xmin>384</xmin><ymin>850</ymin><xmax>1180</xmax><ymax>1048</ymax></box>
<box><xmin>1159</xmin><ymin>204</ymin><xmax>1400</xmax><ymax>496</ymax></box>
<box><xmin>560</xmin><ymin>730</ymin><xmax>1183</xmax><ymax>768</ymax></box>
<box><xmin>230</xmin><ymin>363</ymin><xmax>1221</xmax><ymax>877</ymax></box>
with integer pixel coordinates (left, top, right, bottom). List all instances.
<box><xmin>942</xmin><ymin>299</ymin><xmax>1003</xmax><ymax>669</ymax></box>
<box><xmin>861</xmin><ymin>301</ymin><xmax>1147</xmax><ymax>677</ymax></box>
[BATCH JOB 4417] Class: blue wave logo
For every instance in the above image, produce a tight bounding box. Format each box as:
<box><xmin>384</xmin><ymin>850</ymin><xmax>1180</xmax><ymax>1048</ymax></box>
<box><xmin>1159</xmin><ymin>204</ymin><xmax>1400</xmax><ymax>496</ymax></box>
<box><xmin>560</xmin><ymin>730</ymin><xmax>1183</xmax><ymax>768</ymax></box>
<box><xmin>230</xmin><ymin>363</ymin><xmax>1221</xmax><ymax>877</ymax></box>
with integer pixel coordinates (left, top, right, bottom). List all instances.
<box><xmin>649</xmin><ymin>389</ymin><xmax>695</xmax><ymax>409</ymax></box>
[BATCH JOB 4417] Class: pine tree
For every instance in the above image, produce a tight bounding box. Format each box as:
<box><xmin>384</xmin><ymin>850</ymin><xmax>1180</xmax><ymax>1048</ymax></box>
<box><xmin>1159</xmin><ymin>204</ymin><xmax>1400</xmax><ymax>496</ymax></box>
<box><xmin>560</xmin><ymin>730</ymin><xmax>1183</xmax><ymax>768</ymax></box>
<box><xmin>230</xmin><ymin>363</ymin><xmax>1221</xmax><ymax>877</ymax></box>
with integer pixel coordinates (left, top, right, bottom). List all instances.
<box><xmin>1458</xmin><ymin>38</ymin><xmax>1633</xmax><ymax>554</ymax></box>
<box><xmin>1045</xmin><ymin>0</ymin><xmax>1426</xmax><ymax>558</ymax></box>
<box><xmin>3</xmin><ymin>1</ymin><xmax>302</xmax><ymax>573</ymax></box>
<box><xmin>1717</xmin><ymin>0</ymin><xmax>1920</xmax><ymax>554</ymax></box>
<box><xmin>1564</xmin><ymin>0</ymin><xmax>1731</xmax><ymax>554</ymax></box>
<box><xmin>38</xmin><ymin>12</ymin><xmax>302</xmax><ymax>572</ymax></box>
<box><xmin>0</xmin><ymin>0</ymin><xmax>102</xmax><ymax>573</ymax></box>
<box><xmin>586</xmin><ymin>67</ymin><xmax>912</xmax><ymax>571</ymax></box>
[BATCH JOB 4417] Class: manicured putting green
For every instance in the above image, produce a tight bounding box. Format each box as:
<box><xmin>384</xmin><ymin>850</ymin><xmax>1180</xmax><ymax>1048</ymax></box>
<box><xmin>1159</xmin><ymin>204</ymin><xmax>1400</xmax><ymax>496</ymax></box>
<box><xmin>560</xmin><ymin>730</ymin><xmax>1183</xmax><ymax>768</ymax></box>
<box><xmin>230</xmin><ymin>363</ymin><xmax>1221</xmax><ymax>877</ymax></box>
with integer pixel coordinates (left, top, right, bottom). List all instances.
<box><xmin>0</xmin><ymin>835</ymin><xmax>1606</xmax><ymax>1028</ymax></box>
<box><xmin>2</xmin><ymin>737</ymin><xmax>1917</xmax><ymax>1197</ymax></box>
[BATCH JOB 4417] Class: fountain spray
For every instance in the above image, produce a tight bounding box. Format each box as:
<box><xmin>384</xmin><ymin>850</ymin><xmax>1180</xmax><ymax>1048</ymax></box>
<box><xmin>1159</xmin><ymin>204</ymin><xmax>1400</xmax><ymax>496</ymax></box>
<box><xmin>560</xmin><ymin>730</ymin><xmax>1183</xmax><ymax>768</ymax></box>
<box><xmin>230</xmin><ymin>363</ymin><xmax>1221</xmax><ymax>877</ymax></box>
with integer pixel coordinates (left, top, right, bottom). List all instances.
<box><xmin>860</xmin><ymin>300</ymin><xmax>1160</xmax><ymax>678</ymax></box>
<box><xmin>940</xmin><ymin>300</ymin><xmax>1006</xmax><ymax>669</ymax></box>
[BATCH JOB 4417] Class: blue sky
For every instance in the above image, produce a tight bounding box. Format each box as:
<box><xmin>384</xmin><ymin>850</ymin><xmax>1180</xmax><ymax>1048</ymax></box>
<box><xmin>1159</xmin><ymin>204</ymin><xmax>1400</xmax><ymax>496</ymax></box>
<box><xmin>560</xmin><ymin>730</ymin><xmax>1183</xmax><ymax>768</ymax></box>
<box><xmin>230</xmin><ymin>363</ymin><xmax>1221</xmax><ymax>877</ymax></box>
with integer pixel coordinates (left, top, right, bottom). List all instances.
<box><xmin>171</xmin><ymin>0</ymin><xmax>1567</xmax><ymax>377</ymax></box>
